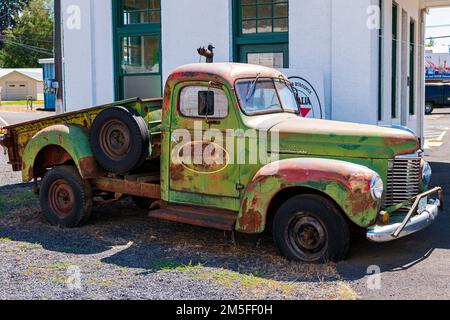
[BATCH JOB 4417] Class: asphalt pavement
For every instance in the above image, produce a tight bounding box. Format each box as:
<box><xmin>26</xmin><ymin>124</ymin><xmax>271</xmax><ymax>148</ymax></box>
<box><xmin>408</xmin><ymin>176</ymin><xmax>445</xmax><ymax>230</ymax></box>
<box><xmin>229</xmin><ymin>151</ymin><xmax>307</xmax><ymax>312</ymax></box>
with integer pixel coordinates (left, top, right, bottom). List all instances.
<box><xmin>337</xmin><ymin>108</ymin><xmax>450</xmax><ymax>300</ymax></box>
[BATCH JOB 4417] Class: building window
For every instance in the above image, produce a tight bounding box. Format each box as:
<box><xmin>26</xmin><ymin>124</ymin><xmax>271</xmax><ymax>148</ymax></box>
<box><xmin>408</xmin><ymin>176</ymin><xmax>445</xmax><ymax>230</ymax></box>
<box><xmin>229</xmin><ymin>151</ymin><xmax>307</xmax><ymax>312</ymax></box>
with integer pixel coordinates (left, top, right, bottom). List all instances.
<box><xmin>113</xmin><ymin>0</ymin><xmax>162</xmax><ymax>100</ymax></box>
<box><xmin>123</xmin><ymin>0</ymin><xmax>161</xmax><ymax>25</ymax></box>
<box><xmin>391</xmin><ymin>2</ymin><xmax>398</xmax><ymax>119</ymax></box>
<box><xmin>409</xmin><ymin>19</ymin><xmax>416</xmax><ymax>116</ymax></box>
<box><xmin>233</xmin><ymin>0</ymin><xmax>289</xmax><ymax>68</ymax></box>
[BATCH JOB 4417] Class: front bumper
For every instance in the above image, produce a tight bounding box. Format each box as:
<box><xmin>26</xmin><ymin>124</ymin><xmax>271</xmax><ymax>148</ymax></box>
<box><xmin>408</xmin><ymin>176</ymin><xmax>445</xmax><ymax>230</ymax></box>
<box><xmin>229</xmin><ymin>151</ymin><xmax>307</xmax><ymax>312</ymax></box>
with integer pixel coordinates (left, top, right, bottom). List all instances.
<box><xmin>367</xmin><ymin>187</ymin><xmax>443</xmax><ymax>243</ymax></box>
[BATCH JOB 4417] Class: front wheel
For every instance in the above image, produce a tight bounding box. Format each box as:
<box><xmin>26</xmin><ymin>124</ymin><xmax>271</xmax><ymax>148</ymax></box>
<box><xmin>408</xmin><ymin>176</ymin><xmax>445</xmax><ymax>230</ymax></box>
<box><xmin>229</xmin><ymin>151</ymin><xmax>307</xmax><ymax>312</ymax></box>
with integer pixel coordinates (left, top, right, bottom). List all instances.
<box><xmin>272</xmin><ymin>194</ymin><xmax>350</xmax><ymax>263</ymax></box>
<box><xmin>40</xmin><ymin>166</ymin><xmax>93</xmax><ymax>228</ymax></box>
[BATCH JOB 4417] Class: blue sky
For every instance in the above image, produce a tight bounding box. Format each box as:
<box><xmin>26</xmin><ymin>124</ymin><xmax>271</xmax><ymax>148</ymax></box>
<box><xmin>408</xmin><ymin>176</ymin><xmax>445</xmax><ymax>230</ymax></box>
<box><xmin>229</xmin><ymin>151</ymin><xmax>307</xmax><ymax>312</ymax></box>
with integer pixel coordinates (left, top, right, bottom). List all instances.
<box><xmin>426</xmin><ymin>7</ymin><xmax>450</xmax><ymax>47</ymax></box>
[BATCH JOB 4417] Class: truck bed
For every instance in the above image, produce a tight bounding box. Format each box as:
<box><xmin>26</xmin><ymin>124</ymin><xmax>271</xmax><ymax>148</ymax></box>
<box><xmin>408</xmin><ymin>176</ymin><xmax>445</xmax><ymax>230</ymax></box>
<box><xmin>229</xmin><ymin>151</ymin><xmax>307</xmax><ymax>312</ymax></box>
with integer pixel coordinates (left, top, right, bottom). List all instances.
<box><xmin>1</xmin><ymin>98</ymin><xmax>162</xmax><ymax>172</ymax></box>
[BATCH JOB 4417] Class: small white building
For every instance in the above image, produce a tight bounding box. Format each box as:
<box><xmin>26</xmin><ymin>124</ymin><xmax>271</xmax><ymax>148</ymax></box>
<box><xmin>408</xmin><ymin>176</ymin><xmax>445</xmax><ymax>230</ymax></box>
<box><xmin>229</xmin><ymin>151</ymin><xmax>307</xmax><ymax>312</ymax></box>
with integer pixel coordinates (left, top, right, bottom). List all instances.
<box><xmin>0</xmin><ymin>69</ymin><xmax>44</xmax><ymax>101</ymax></box>
<box><xmin>59</xmin><ymin>0</ymin><xmax>450</xmax><ymax>139</ymax></box>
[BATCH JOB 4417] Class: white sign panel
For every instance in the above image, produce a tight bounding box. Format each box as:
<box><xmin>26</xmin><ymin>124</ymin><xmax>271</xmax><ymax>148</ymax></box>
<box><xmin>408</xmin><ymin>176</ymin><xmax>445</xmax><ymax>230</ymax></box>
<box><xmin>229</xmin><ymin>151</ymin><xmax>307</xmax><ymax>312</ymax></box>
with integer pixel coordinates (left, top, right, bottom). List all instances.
<box><xmin>278</xmin><ymin>68</ymin><xmax>326</xmax><ymax>119</ymax></box>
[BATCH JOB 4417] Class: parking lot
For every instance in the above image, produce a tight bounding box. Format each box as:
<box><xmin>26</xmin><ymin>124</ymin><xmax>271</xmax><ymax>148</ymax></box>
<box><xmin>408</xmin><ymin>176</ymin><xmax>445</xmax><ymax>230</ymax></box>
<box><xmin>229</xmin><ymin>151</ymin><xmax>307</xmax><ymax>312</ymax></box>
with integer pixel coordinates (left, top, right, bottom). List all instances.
<box><xmin>0</xmin><ymin>109</ymin><xmax>450</xmax><ymax>300</ymax></box>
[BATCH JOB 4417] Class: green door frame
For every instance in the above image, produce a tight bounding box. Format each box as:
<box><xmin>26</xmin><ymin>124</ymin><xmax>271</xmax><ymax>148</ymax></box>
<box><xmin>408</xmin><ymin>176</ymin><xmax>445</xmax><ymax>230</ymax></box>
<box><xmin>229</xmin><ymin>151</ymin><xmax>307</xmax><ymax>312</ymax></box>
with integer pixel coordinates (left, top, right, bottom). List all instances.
<box><xmin>232</xmin><ymin>0</ymin><xmax>289</xmax><ymax>67</ymax></box>
<box><xmin>112</xmin><ymin>0</ymin><xmax>162</xmax><ymax>101</ymax></box>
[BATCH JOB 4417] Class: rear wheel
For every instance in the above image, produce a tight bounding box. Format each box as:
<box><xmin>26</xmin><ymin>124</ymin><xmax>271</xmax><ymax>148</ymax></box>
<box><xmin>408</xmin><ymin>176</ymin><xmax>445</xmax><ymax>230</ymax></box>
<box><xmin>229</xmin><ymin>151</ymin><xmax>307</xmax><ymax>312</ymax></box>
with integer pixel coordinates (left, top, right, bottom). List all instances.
<box><xmin>272</xmin><ymin>194</ymin><xmax>350</xmax><ymax>263</ymax></box>
<box><xmin>425</xmin><ymin>102</ymin><xmax>434</xmax><ymax>115</ymax></box>
<box><xmin>40</xmin><ymin>166</ymin><xmax>93</xmax><ymax>228</ymax></box>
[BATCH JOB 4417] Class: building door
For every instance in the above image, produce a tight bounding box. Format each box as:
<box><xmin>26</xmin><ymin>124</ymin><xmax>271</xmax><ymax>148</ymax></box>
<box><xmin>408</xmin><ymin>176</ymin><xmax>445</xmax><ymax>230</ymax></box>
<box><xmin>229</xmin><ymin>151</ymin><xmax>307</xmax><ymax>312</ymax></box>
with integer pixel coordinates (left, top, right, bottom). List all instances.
<box><xmin>5</xmin><ymin>82</ymin><xmax>28</xmax><ymax>100</ymax></box>
<box><xmin>233</xmin><ymin>0</ymin><xmax>289</xmax><ymax>68</ymax></box>
<box><xmin>113</xmin><ymin>0</ymin><xmax>162</xmax><ymax>100</ymax></box>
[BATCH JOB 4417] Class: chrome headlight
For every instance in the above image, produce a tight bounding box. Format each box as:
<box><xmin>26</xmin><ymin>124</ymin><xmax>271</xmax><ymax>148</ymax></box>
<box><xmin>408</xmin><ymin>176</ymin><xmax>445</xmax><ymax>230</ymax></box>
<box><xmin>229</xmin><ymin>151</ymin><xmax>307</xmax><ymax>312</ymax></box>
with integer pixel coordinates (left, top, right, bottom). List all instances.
<box><xmin>422</xmin><ymin>161</ymin><xmax>432</xmax><ymax>186</ymax></box>
<box><xmin>370</xmin><ymin>175</ymin><xmax>384</xmax><ymax>201</ymax></box>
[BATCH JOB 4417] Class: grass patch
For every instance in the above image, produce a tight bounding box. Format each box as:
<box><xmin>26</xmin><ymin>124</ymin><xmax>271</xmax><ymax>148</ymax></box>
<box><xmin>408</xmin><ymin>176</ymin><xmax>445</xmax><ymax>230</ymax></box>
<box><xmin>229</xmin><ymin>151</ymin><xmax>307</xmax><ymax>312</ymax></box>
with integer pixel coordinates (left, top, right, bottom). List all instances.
<box><xmin>0</xmin><ymin>237</ymin><xmax>13</xmax><ymax>242</ymax></box>
<box><xmin>193</xmin><ymin>268</ymin><xmax>297</xmax><ymax>294</ymax></box>
<box><xmin>0</xmin><ymin>189</ymin><xmax>37</xmax><ymax>216</ymax></box>
<box><xmin>151</xmin><ymin>260</ymin><xmax>203</xmax><ymax>272</ymax></box>
<box><xmin>46</xmin><ymin>261</ymin><xmax>74</xmax><ymax>271</ymax></box>
<box><xmin>0</xmin><ymin>100</ymin><xmax>44</xmax><ymax>106</ymax></box>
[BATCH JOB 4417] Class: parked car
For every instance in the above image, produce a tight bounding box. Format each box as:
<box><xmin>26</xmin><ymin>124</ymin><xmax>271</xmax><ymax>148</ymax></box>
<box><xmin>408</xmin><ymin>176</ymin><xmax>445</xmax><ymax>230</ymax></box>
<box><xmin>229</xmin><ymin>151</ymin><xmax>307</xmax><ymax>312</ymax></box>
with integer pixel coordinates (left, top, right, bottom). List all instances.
<box><xmin>425</xmin><ymin>83</ymin><xmax>450</xmax><ymax>115</ymax></box>
<box><xmin>0</xmin><ymin>63</ymin><xmax>443</xmax><ymax>263</ymax></box>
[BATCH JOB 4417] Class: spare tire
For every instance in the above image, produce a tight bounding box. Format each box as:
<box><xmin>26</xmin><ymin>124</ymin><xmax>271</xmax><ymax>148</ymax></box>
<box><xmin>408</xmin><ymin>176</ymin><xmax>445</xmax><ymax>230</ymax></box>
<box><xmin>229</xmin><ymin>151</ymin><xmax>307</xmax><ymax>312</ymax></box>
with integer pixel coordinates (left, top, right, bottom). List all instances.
<box><xmin>90</xmin><ymin>106</ymin><xmax>149</xmax><ymax>174</ymax></box>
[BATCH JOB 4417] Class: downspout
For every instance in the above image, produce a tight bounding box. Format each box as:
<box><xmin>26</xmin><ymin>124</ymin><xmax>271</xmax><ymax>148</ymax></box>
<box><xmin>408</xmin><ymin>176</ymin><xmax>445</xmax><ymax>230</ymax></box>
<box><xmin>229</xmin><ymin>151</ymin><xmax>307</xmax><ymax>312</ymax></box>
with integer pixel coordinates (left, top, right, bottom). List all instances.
<box><xmin>54</xmin><ymin>0</ymin><xmax>65</xmax><ymax>114</ymax></box>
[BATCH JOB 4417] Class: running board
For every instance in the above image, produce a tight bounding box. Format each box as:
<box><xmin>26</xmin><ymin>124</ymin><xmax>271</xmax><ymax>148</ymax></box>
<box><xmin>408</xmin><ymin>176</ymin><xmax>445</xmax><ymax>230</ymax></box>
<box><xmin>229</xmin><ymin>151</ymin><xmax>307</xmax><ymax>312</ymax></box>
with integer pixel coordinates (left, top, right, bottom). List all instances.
<box><xmin>148</xmin><ymin>205</ymin><xmax>238</xmax><ymax>231</ymax></box>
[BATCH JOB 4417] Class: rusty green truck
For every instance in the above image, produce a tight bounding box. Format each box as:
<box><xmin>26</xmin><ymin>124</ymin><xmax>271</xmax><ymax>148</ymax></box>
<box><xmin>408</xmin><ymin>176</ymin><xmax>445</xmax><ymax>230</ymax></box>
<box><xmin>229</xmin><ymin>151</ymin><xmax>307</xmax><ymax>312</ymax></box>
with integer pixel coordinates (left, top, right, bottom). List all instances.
<box><xmin>0</xmin><ymin>63</ymin><xmax>443</xmax><ymax>263</ymax></box>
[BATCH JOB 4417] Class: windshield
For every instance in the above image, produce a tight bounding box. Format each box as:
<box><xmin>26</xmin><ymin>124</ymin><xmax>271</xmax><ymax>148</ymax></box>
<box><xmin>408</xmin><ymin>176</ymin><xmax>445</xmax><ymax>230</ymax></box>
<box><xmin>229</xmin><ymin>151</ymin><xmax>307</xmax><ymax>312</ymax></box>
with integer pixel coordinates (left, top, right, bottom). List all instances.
<box><xmin>235</xmin><ymin>78</ymin><xmax>299</xmax><ymax>116</ymax></box>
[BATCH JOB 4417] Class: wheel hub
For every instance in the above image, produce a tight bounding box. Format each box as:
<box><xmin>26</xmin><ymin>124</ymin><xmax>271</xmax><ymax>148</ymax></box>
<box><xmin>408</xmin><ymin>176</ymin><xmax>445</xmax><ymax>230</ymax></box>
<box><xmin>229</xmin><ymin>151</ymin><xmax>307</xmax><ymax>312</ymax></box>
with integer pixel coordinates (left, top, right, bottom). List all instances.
<box><xmin>48</xmin><ymin>179</ymin><xmax>75</xmax><ymax>218</ymax></box>
<box><xmin>288</xmin><ymin>215</ymin><xmax>328</xmax><ymax>258</ymax></box>
<box><xmin>99</xmin><ymin>120</ymin><xmax>131</xmax><ymax>160</ymax></box>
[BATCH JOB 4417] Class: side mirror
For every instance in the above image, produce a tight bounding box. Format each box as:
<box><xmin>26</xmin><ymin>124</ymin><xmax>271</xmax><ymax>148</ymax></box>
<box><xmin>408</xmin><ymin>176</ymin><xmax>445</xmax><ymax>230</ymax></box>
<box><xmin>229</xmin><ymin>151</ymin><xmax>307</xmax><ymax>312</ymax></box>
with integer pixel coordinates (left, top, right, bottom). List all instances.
<box><xmin>198</xmin><ymin>91</ymin><xmax>215</xmax><ymax>116</ymax></box>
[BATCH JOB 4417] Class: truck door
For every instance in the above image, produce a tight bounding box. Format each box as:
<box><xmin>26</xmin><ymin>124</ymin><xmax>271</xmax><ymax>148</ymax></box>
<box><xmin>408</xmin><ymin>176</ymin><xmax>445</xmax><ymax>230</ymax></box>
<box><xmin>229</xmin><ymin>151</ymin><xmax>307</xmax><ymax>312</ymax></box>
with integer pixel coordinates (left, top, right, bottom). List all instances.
<box><xmin>169</xmin><ymin>82</ymin><xmax>240</xmax><ymax>199</ymax></box>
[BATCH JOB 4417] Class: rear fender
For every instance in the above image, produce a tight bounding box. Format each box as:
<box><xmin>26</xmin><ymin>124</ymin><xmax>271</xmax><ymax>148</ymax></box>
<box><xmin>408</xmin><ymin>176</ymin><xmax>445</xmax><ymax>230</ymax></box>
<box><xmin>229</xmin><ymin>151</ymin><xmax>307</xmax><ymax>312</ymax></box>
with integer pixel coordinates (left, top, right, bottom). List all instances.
<box><xmin>236</xmin><ymin>158</ymin><xmax>381</xmax><ymax>234</ymax></box>
<box><xmin>22</xmin><ymin>124</ymin><xmax>102</xmax><ymax>181</ymax></box>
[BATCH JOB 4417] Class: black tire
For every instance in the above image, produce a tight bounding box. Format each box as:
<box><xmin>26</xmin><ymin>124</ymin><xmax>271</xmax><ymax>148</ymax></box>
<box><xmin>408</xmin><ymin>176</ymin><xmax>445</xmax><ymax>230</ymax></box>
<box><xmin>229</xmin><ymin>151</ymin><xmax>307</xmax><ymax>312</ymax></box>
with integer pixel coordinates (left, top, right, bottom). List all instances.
<box><xmin>425</xmin><ymin>102</ymin><xmax>434</xmax><ymax>115</ymax></box>
<box><xmin>272</xmin><ymin>194</ymin><xmax>350</xmax><ymax>263</ymax></box>
<box><xmin>40</xmin><ymin>166</ymin><xmax>93</xmax><ymax>228</ymax></box>
<box><xmin>132</xmin><ymin>196</ymin><xmax>155</xmax><ymax>210</ymax></box>
<box><xmin>90</xmin><ymin>106</ymin><xmax>149</xmax><ymax>174</ymax></box>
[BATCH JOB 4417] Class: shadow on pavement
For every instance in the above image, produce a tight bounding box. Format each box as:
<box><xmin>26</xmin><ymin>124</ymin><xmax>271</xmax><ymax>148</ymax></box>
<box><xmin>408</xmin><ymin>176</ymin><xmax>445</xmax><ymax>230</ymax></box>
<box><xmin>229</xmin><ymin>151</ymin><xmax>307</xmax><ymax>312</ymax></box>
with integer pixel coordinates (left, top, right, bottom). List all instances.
<box><xmin>1</xmin><ymin>160</ymin><xmax>449</xmax><ymax>283</ymax></box>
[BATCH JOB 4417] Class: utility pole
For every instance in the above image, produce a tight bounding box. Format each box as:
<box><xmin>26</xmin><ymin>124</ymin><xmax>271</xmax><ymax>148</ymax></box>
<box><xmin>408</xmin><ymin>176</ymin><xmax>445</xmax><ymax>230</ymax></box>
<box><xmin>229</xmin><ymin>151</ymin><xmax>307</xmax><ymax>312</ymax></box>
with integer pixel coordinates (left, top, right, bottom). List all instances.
<box><xmin>54</xmin><ymin>0</ymin><xmax>64</xmax><ymax>114</ymax></box>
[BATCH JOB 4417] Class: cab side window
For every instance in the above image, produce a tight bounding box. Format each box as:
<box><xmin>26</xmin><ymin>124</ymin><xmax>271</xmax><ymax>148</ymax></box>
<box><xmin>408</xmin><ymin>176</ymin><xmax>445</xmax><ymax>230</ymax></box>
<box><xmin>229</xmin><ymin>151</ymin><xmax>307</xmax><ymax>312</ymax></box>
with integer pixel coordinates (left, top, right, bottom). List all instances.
<box><xmin>179</xmin><ymin>86</ymin><xmax>228</xmax><ymax>119</ymax></box>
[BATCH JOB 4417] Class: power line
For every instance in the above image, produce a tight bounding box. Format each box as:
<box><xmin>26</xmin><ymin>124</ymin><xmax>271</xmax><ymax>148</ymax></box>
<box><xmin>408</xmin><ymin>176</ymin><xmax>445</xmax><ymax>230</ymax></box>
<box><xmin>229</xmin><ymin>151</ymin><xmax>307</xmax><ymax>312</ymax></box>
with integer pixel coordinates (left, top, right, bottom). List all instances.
<box><xmin>426</xmin><ymin>35</ymin><xmax>450</xmax><ymax>40</ymax></box>
<box><xmin>3</xmin><ymin>39</ymin><xmax>53</xmax><ymax>55</ymax></box>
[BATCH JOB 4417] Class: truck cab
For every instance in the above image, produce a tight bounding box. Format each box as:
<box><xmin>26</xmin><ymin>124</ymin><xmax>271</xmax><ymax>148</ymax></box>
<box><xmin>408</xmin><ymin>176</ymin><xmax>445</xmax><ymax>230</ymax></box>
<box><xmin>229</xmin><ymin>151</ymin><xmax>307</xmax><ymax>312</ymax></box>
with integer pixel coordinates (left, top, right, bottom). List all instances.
<box><xmin>0</xmin><ymin>63</ymin><xmax>443</xmax><ymax>263</ymax></box>
<box><xmin>425</xmin><ymin>83</ymin><xmax>450</xmax><ymax>114</ymax></box>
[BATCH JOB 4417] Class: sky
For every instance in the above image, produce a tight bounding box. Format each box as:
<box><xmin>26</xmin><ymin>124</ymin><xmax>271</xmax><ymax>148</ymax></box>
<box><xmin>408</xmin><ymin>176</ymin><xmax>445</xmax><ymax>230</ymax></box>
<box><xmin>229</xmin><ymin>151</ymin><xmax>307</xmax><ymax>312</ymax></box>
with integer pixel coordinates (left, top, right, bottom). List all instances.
<box><xmin>426</xmin><ymin>7</ymin><xmax>450</xmax><ymax>48</ymax></box>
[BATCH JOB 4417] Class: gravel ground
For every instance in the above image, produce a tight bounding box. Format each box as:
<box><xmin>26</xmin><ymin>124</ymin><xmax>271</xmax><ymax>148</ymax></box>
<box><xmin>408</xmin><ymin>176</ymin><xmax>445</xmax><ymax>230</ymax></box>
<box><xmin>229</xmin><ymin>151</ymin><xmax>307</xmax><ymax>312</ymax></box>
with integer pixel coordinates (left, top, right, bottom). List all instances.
<box><xmin>0</xmin><ymin>150</ymin><xmax>21</xmax><ymax>187</ymax></box>
<box><xmin>0</xmin><ymin>184</ymin><xmax>356</xmax><ymax>300</ymax></box>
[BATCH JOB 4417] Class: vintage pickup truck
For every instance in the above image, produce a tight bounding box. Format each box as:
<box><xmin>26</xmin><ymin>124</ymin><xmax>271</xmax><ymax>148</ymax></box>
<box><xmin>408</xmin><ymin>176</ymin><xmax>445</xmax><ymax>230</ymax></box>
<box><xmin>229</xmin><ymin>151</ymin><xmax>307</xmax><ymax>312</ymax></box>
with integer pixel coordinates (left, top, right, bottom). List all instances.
<box><xmin>0</xmin><ymin>63</ymin><xmax>443</xmax><ymax>263</ymax></box>
<box><xmin>425</xmin><ymin>83</ymin><xmax>450</xmax><ymax>115</ymax></box>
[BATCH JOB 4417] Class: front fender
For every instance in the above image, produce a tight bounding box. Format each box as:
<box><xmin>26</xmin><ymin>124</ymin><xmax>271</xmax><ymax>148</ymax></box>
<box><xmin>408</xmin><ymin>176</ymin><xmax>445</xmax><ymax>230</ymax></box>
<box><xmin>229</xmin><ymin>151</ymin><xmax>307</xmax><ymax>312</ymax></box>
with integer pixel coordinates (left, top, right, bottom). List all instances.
<box><xmin>22</xmin><ymin>124</ymin><xmax>102</xmax><ymax>181</ymax></box>
<box><xmin>236</xmin><ymin>158</ymin><xmax>381</xmax><ymax>234</ymax></box>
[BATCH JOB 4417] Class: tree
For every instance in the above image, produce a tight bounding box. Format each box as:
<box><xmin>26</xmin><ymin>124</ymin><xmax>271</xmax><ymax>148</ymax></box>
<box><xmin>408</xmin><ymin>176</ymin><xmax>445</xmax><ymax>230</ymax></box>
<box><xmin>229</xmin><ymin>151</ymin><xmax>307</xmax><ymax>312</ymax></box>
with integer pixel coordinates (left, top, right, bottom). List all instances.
<box><xmin>0</xmin><ymin>0</ymin><xmax>53</xmax><ymax>68</ymax></box>
<box><xmin>0</xmin><ymin>0</ymin><xmax>30</xmax><ymax>32</ymax></box>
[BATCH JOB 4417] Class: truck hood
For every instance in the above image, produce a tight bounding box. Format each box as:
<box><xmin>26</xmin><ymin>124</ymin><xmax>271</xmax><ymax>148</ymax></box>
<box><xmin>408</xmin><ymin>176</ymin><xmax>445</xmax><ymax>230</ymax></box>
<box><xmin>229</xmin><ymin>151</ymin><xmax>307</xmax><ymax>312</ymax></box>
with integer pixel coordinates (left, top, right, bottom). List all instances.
<box><xmin>246</xmin><ymin>114</ymin><xmax>420</xmax><ymax>159</ymax></box>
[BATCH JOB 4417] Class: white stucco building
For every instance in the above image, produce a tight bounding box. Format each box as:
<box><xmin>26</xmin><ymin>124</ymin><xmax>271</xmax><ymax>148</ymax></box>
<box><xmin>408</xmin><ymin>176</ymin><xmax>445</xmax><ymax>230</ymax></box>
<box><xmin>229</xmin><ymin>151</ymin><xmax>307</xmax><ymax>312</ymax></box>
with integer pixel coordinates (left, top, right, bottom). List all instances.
<box><xmin>59</xmin><ymin>0</ymin><xmax>450</xmax><ymax>139</ymax></box>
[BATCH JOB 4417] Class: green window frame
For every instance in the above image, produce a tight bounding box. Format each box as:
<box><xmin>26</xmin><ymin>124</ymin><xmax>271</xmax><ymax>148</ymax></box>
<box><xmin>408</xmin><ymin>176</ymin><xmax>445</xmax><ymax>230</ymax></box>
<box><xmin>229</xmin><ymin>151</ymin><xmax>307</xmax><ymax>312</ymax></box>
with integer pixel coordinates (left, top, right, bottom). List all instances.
<box><xmin>112</xmin><ymin>0</ymin><xmax>162</xmax><ymax>100</ymax></box>
<box><xmin>409</xmin><ymin>18</ymin><xmax>416</xmax><ymax>116</ymax></box>
<box><xmin>391</xmin><ymin>2</ymin><xmax>398</xmax><ymax>119</ymax></box>
<box><xmin>232</xmin><ymin>0</ymin><xmax>289</xmax><ymax>68</ymax></box>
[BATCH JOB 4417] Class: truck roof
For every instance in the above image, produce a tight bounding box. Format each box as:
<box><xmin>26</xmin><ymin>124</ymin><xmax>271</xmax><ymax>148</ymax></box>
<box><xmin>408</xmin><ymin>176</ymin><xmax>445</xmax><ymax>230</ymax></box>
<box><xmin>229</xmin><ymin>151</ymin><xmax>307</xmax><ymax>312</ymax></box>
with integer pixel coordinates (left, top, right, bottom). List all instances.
<box><xmin>168</xmin><ymin>63</ymin><xmax>286</xmax><ymax>87</ymax></box>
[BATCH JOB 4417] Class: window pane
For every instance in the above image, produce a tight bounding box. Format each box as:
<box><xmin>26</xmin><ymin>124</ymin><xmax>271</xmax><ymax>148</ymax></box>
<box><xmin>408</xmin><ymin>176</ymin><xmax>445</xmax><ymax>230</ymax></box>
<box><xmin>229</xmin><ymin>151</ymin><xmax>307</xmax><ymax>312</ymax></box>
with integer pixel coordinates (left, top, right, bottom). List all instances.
<box><xmin>242</xmin><ymin>5</ymin><xmax>256</xmax><ymax>19</ymax></box>
<box><xmin>180</xmin><ymin>86</ymin><xmax>228</xmax><ymax>119</ymax></box>
<box><xmin>274</xmin><ymin>18</ymin><xmax>288</xmax><ymax>32</ymax></box>
<box><xmin>123</xmin><ymin>0</ymin><xmax>161</xmax><ymax>25</ymax></box>
<box><xmin>240</xmin><ymin>0</ymin><xmax>288</xmax><ymax>35</ymax></box>
<box><xmin>257</xmin><ymin>5</ymin><xmax>272</xmax><ymax>19</ymax></box>
<box><xmin>274</xmin><ymin>3</ymin><xmax>288</xmax><ymax>18</ymax></box>
<box><xmin>257</xmin><ymin>19</ymin><xmax>272</xmax><ymax>33</ymax></box>
<box><xmin>121</xmin><ymin>35</ymin><xmax>159</xmax><ymax>74</ymax></box>
<box><xmin>123</xmin><ymin>75</ymin><xmax>162</xmax><ymax>99</ymax></box>
<box><xmin>247</xmin><ymin>52</ymin><xmax>283</xmax><ymax>68</ymax></box>
<box><xmin>242</xmin><ymin>20</ymin><xmax>257</xmax><ymax>34</ymax></box>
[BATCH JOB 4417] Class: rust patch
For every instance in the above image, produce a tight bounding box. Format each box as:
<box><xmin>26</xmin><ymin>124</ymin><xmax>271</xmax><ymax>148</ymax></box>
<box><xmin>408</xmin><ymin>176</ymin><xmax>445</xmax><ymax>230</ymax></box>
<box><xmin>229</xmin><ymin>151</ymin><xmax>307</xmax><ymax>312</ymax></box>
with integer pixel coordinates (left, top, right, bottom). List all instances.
<box><xmin>79</xmin><ymin>156</ymin><xmax>104</xmax><ymax>179</ymax></box>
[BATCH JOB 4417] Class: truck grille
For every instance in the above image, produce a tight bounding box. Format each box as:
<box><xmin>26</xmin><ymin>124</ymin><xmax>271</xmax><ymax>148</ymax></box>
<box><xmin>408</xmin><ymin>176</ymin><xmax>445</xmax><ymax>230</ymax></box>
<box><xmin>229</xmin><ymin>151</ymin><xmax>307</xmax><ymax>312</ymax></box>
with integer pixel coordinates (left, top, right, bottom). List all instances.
<box><xmin>384</xmin><ymin>155</ymin><xmax>421</xmax><ymax>208</ymax></box>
